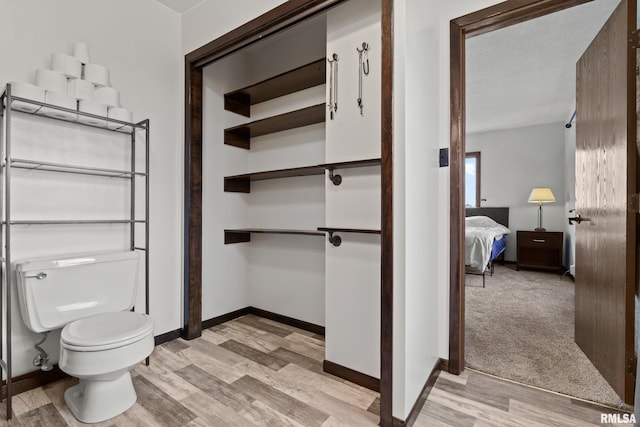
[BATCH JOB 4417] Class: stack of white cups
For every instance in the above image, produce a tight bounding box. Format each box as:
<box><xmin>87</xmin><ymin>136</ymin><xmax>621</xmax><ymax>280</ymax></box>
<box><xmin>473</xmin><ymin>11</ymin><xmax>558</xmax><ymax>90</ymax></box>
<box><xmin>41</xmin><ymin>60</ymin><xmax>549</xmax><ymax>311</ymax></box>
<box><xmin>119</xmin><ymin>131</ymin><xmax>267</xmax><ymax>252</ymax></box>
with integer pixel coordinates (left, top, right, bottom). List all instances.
<box><xmin>9</xmin><ymin>41</ymin><xmax>133</xmax><ymax>129</ymax></box>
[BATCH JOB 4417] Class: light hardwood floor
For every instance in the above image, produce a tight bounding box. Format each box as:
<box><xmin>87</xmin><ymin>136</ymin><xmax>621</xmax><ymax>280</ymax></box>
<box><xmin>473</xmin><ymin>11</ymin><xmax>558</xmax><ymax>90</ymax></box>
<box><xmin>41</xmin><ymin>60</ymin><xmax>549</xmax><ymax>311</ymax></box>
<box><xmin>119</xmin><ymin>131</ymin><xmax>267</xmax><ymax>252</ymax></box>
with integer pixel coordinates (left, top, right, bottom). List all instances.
<box><xmin>0</xmin><ymin>314</ymin><xmax>631</xmax><ymax>426</ymax></box>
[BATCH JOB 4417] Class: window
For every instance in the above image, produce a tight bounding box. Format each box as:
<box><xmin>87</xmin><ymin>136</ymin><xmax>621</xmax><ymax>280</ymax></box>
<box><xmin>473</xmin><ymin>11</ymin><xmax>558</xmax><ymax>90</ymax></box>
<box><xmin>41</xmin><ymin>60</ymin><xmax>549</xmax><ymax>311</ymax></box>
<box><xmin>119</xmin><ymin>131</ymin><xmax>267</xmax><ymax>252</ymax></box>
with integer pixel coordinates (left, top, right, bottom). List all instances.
<box><xmin>465</xmin><ymin>152</ymin><xmax>481</xmax><ymax>207</ymax></box>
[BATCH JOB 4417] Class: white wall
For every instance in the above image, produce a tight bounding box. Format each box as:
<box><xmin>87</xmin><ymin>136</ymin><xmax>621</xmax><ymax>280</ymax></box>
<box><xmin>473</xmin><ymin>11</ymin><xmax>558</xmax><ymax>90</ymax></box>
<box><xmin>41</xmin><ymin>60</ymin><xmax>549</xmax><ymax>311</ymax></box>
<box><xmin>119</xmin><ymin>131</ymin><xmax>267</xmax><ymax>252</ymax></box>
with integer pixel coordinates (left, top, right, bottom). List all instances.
<box><xmin>392</xmin><ymin>0</ymin><xmax>511</xmax><ymax>420</ymax></box>
<box><xmin>1</xmin><ymin>0</ymin><xmax>182</xmax><ymax>376</ymax></box>
<box><xmin>200</xmin><ymin>9</ymin><xmax>327</xmax><ymax>326</ymax></box>
<box><xmin>466</xmin><ymin>123</ymin><xmax>567</xmax><ymax>262</ymax></box>
<box><xmin>202</xmin><ymin>53</ymin><xmax>250</xmax><ymax>320</ymax></box>
<box><xmin>182</xmin><ymin>0</ymin><xmax>288</xmax><ymax>54</ymax></box>
<box><xmin>392</xmin><ymin>0</ymin><xmax>445</xmax><ymax>418</ymax></box>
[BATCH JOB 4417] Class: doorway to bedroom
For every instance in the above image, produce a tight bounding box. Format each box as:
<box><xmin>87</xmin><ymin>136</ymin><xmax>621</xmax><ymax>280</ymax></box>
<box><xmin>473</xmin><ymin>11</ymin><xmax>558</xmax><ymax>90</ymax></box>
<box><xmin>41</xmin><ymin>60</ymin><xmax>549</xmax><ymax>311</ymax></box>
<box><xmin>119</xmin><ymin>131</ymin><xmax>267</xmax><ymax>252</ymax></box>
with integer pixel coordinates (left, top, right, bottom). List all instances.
<box><xmin>458</xmin><ymin>0</ymin><xmax>631</xmax><ymax>409</ymax></box>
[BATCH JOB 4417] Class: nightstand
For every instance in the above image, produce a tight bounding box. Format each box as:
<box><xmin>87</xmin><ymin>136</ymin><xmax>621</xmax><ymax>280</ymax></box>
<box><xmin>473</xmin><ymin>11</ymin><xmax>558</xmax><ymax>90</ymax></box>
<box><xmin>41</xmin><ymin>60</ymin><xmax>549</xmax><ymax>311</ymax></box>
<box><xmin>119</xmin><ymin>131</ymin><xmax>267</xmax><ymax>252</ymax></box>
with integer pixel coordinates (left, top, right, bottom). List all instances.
<box><xmin>516</xmin><ymin>231</ymin><xmax>563</xmax><ymax>273</ymax></box>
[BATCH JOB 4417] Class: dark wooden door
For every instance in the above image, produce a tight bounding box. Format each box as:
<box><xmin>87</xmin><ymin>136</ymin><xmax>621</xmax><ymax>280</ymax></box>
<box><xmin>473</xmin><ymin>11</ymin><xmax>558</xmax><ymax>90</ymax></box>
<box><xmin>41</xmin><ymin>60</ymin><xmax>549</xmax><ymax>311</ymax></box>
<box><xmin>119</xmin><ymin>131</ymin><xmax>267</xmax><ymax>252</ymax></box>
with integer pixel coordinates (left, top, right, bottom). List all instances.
<box><xmin>574</xmin><ymin>0</ymin><xmax>637</xmax><ymax>404</ymax></box>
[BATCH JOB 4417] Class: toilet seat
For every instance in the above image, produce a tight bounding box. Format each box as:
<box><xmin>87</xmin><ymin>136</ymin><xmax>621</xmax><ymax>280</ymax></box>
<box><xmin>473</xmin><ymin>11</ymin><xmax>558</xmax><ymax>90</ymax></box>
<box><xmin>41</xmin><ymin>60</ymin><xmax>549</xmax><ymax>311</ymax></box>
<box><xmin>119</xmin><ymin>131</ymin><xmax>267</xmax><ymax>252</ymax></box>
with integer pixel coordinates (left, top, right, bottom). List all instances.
<box><xmin>61</xmin><ymin>312</ymin><xmax>153</xmax><ymax>352</ymax></box>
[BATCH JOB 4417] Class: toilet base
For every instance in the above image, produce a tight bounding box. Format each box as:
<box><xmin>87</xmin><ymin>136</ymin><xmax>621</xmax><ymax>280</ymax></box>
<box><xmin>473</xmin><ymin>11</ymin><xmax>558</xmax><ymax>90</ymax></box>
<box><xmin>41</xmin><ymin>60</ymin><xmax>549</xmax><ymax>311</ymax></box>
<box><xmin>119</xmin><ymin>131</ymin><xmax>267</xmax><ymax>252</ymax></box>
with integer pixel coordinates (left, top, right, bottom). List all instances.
<box><xmin>64</xmin><ymin>371</ymin><xmax>137</xmax><ymax>423</ymax></box>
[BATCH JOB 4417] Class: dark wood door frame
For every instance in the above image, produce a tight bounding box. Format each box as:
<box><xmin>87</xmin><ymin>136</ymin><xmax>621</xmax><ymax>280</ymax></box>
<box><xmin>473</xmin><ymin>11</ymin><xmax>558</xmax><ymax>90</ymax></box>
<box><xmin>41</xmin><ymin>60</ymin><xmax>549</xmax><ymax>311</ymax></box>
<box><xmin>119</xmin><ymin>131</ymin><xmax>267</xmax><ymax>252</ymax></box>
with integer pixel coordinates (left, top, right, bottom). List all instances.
<box><xmin>448</xmin><ymin>0</ymin><xmax>591</xmax><ymax>374</ymax></box>
<box><xmin>184</xmin><ymin>0</ymin><xmax>395</xmax><ymax>425</ymax></box>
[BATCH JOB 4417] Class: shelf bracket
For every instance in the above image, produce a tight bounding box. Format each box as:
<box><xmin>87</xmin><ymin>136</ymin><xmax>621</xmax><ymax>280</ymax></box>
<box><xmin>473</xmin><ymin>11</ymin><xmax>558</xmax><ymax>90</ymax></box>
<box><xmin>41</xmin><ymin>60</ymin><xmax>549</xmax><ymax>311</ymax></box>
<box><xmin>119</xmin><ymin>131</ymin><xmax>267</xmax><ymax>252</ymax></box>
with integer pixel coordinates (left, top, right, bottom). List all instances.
<box><xmin>327</xmin><ymin>231</ymin><xmax>342</xmax><ymax>247</ymax></box>
<box><xmin>327</xmin><ymin>168</ymin><xmax>342</xmax><ymax>186</ymax></box>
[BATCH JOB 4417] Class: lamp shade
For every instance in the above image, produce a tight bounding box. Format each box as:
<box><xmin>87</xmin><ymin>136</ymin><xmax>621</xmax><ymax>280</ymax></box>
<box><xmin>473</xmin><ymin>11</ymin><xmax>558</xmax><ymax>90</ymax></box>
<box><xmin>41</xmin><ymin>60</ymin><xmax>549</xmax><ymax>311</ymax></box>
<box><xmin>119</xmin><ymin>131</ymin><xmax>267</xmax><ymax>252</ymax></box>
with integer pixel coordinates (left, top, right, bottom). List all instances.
<box><xmin>528</xmin><ymin>187</ymin><xmax>556</xmax><ymax>203</ymax></box>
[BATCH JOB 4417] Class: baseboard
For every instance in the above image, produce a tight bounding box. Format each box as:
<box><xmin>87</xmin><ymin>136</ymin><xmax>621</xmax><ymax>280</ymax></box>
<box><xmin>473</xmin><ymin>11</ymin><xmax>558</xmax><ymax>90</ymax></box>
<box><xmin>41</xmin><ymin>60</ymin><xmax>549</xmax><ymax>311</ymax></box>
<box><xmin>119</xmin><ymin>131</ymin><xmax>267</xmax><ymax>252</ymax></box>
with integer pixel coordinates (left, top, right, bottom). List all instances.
<box><xmin>1</xmin><ymin>364</ymin><xmax>68</xmax><ymax>399</ymax></box>
<box><xmin>197</xmin><ymin>306</ymin><xmax>325</xmax><ymax>336</ymax></box>
<box><xmin>323</xmin><ymin>360</ymin><xmax>380</xmax><ymax>392</ymax></box>
<box><xmin>2</xmin><ymin>328</ymin><xmax>190</xmax><ymax>399</ymax></box>
<box><xmin>155</xmin><ymin>328</ymin><xmax>182</xmax><ymax>346</ymax></box>
<box><xmin>392</xmin><ymin>357</ymin><xmax>447</xmax><ymax>427</ymax></box>
<box><xmin>248</xmin><ymin>307</ymin><xmax>325</xmax><ymax>336</ymax></box>
<box><xmin>200</xmin><ymin>307</ymin><xmax>252</xmax><ymax>330</ymax></box>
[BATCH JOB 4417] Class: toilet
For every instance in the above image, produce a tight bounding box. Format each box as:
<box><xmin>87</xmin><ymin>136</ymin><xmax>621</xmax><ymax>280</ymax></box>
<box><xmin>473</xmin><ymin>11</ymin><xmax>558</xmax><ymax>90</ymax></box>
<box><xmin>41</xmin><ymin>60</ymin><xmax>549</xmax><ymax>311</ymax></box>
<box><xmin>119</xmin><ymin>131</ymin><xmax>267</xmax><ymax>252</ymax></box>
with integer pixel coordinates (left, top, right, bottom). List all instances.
<box><xmin>15</xmin><ymin>251</ymin><xmax>154</xmax><ymax>424</ymax></box>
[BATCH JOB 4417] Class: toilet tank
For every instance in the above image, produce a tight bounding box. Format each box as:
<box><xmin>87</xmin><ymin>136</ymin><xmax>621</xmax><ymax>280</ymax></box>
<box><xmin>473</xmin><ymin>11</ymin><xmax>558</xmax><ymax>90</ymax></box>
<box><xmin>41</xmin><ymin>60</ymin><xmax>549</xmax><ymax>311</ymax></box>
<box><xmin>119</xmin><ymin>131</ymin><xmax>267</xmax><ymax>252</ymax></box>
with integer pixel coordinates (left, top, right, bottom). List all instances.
<box><xmin>15</xmin><ymin>251</ymin><xmax>141</xmax><ymax>333</ymax></box>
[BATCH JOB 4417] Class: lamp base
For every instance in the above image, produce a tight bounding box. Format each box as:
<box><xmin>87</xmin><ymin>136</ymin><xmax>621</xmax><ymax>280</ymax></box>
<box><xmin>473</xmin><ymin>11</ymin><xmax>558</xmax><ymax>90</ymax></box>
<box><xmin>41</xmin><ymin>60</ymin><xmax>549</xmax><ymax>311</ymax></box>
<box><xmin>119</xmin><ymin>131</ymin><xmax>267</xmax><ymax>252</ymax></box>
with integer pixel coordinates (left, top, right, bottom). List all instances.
<box><xmin>534</xmin><ymin>227</ymin><xmax>547</xmax><ymax>232</ymax></box>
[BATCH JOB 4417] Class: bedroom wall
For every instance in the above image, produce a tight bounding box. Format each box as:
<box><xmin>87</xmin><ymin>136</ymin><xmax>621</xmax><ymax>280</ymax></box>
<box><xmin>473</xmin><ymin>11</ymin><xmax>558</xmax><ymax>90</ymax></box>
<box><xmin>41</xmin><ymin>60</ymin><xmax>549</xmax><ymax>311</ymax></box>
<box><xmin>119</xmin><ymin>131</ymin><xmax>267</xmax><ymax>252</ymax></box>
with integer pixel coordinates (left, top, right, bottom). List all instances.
<box><xmin>466</xmin><ymin>122</ymin><xmax>567</xmax><ymax>262</ymax></box>
<box><xmin>0</xmin><ymin>0</ymin><xmax>182</xmax><ymax>376</ymax></box>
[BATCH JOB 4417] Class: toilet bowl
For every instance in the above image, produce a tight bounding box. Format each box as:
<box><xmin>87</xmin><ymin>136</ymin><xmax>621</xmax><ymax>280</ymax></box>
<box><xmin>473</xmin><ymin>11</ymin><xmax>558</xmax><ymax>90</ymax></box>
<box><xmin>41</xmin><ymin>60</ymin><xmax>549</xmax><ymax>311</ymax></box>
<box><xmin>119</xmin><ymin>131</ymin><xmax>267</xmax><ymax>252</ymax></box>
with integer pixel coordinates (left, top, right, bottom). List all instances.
<box><xmin>59</xmin><ymin>311</ymin><xmax>154</xmax><ymax>423</ymax></box>
<box><xmin>15</xmin><ymin>251</ymin><xmax>153</xmax><ymax>424</ymax></box>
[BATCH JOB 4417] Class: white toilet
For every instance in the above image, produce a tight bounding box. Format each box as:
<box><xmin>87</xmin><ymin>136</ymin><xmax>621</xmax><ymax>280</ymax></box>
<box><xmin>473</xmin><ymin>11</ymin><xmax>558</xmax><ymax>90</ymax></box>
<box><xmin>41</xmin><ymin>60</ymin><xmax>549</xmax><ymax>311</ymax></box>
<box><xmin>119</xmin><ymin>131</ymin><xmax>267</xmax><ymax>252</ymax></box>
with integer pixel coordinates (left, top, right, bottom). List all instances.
<box><xmin>15</xmin><ymin>251</ymin><xmax>154</xmax><ymax>424</ymax></box>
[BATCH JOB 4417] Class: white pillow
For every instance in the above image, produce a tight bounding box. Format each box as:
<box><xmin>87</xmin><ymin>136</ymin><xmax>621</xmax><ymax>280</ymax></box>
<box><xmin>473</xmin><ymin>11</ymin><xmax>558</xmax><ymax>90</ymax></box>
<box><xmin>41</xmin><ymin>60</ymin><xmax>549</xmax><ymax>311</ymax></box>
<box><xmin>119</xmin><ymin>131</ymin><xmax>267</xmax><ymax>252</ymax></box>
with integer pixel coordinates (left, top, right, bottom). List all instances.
<box><xmin>465</xmin><ymin>215</ymin><xmax>499</xmax><ymax>228</ymax></box>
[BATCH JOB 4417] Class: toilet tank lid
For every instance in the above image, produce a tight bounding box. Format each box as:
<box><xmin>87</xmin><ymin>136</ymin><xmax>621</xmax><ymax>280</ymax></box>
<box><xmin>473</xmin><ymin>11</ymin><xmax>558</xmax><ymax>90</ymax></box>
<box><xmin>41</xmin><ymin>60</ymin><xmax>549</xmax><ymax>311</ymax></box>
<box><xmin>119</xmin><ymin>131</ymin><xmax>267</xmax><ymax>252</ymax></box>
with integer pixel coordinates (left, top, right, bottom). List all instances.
<box><xmin>15</xmin><ymin>251</ymin><xmax>139</xmax><ymax>272</ymax></box>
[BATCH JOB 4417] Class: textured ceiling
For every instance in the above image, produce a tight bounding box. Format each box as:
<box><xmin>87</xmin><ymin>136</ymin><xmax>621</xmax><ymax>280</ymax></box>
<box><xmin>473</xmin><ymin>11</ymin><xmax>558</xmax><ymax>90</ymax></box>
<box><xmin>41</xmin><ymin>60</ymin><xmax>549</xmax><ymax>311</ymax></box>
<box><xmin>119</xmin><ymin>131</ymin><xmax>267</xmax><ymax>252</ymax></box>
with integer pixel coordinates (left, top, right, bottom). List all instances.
<box><xmin>154</xmin><ymin>0</ymin><xmax>204</xmax><ymax>14</ymax></box>
<box><xmin>466</xmin><ymin>0</ymin><xmax>620</xmax><ymax>134</ymax></box>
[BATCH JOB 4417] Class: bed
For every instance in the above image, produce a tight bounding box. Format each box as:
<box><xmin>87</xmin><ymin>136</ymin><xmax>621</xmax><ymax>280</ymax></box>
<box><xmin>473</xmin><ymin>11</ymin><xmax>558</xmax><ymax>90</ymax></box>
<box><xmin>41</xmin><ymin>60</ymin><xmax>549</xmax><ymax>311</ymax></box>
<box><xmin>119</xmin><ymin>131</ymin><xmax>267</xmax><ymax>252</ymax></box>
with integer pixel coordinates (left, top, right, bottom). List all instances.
<box><xmin>465</xmin><ymin>207</ymin><xmax>510</xmax><ymax>287</ymax></box>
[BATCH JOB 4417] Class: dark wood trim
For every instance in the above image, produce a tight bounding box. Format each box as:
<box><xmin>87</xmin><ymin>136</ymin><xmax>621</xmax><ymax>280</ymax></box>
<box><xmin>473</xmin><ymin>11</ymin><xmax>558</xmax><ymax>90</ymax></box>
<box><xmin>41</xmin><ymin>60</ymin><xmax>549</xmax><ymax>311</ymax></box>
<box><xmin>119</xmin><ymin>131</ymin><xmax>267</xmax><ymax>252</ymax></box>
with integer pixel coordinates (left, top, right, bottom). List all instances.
<box><xmin>249</xmin><ymin>307</ymin><xmax>325</xmax><ymax>335</ymax></box>
<box><xmin>403</xmin><ymin>358</ymin><xmax>445</xmax><ymax>426</ymax></box>
<box><xmin>186</xmin><ymin>0</ymin><xmax>346</xmax><ymax>68</ymax></box>
<box><xmin>391</xmin><ymin>358</ymin><xmax>447</xmax><ymax>427</ymax></box>
<box><xmin>155</xmin><ymin>329</ymin><xmax>182</xmax><ymax>346</ymax></box>
<box><xmin>199</xmin><ymin>306</ymin><xmax>325</xmax><ymax>335</ymax></box>
<box><xmin>380</xmin><ymin>0</ymin><xmax>394</xmax><ymax>425</ymax></box>
<box><xmin>448</xmin><ymin>0</ymin><xmax>593</xmax><ymax>378</ymax></box>
<box><xmin>454</xmin><ymin>0</ymin><xmax>591</xmax><ymax>37</ymax></box>
<box><xmin>225</xmin><ymin>229</ymin><xmax>324</xmax><ymax>244</ymax></box>
<box><xmin>0</xmin><ymin>328</ymin><xmax>208</xmax><ymax>399</ymax></box>
<box><xmin>1</xmin><ymin>365</ymin><xmax>67</xmax><ymax>399</ymax></box>
<box><xmin>185</xmin><ymin>63</ymin><xmax>203</xmax><ymax>340</ymax></box>
<box><xmin>323</xmin><ymin>360</ymin><xmax>380</xmax><ymax>392</ymax></box>
<box><xmin>225</xmin><ymin>230</ymin><xmax>252</xmax><ymax>244</ymax></box>
<box><xmin>201</xmin><ymin>307</ymin><xmax>253</xmax><ymax>330</ymax></box>
<box><xmin>449</xmin><ymin>18</ymin><xmax>465</xmax><ymax>376</ymax></box>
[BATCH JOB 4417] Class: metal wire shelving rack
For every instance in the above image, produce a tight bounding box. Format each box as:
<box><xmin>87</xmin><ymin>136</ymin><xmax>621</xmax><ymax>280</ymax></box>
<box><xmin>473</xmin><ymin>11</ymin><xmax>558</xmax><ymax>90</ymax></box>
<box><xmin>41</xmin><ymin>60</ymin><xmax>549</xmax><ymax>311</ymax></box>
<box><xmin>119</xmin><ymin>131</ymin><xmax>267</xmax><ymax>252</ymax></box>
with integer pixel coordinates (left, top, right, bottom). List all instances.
<box><xmin>0</xmin><ymin>83</ymin><xmax>149</xmax><ymax>419</ymax></box>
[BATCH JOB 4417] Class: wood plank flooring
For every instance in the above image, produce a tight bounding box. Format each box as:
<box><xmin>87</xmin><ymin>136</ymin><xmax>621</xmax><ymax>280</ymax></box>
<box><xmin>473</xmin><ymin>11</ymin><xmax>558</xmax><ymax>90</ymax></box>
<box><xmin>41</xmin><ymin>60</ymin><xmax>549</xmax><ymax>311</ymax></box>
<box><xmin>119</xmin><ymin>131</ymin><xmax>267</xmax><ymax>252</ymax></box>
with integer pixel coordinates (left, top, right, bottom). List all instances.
<box><xmin>413</xmin><ymin>370</ymin><xmax>632</xmax><ymax>427</ymax></box>
<box><xmin>0</xmin><ymin>314</ymin><xmax>632</xmax><ymax>426</ymax></box>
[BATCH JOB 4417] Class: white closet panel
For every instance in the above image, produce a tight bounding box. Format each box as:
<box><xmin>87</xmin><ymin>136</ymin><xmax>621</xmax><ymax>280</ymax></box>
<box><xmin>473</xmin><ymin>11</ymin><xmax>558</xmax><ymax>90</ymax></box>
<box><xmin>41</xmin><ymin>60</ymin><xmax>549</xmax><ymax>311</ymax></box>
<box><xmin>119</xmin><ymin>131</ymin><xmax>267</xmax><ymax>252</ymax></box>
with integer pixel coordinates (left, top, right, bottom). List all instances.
<box><xmin>324</xmin><ymin>0</ymin><xmax>382</xmax><ymax>379</ymax></box>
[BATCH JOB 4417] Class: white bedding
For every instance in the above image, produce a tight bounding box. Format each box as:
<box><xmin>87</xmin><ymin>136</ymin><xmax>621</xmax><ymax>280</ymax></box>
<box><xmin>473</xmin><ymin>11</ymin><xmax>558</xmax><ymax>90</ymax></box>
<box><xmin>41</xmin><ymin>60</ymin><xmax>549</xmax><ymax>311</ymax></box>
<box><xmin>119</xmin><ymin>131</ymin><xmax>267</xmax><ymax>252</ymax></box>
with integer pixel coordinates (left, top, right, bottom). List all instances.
<box><xmin>465</xmin><ymin>216</ymin><xmax>511</xmax><ymax>272</ymax></box>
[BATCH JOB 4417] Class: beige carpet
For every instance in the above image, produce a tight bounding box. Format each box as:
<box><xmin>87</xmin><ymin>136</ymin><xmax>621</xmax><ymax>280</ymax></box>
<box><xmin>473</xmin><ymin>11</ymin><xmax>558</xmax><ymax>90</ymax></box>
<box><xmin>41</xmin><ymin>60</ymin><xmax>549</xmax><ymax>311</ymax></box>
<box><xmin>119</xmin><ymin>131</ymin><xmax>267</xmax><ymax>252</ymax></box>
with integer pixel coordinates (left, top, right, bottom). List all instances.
<box><xmin>465</xmin><ymin>264</ymin><xmax>628</xmax><ymax>409</ymax></box>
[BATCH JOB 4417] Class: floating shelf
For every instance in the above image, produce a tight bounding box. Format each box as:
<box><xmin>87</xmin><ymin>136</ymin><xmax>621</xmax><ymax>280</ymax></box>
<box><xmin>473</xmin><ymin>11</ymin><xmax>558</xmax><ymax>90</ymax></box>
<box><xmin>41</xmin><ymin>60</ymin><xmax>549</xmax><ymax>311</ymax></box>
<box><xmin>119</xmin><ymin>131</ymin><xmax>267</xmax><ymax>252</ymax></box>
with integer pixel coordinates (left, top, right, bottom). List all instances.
<box><xmin>9</xmin><ymin>158</ymin><xmax>146</xmax><ymax>179</ymax></box>
<box><xmin>224</xmin><ymin>158</ymin><xmax>381</xmax><ymax>193</ymax></box>
<box><xmin>224</xmin><ymin>58</ymin><xmax>326</xmax><ymax>117</ymax></box>
<box><xmin>1</xmin><ymin>92</ymin><xmax>145</xmax><ymax>135</ymax></box>
<box><xmin>224</xmin><ymin>228</ymin><xmax>325</xmax><ymax>244</ymax></box>
<box><xmin>224</xmin><ymin>104</ymin><xmax>325</xmax><ymax>149</ymax></box>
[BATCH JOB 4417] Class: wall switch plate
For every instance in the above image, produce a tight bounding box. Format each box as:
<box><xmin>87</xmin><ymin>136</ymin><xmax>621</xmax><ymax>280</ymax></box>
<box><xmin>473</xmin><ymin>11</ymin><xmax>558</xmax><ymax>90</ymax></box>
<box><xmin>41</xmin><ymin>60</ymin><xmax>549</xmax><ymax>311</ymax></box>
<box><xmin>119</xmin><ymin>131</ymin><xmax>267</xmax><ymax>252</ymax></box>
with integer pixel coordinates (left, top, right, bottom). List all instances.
<box><xmin>439</xmin><ymin>148</ymin><xmax>449</xmax><ymax>167</ymax></box>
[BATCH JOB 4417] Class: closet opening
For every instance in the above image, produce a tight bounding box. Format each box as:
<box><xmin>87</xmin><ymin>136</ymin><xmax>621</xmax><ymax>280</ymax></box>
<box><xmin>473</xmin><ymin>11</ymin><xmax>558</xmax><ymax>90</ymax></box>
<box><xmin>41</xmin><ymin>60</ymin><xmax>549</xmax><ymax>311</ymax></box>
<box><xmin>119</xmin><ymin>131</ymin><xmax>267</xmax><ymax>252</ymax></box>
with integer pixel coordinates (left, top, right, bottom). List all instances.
<box><xmin>184</xmin><ymin>0</ymin><xmax>394</xmax><ymax>424</ymax></box>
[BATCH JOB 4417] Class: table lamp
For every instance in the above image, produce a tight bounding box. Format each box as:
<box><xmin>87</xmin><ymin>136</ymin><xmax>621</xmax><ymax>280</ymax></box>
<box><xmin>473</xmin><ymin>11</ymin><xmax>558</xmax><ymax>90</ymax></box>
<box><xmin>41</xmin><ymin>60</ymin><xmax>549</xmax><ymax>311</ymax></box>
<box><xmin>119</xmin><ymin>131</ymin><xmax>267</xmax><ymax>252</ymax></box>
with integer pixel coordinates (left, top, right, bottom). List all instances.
<box><xmin>528</xmin><ymin>187</ymin><xmax>556</xmax><ymax>231</ymax></box>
